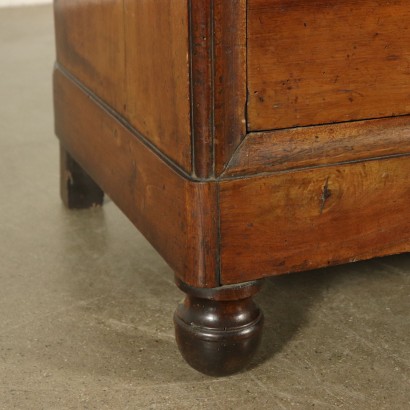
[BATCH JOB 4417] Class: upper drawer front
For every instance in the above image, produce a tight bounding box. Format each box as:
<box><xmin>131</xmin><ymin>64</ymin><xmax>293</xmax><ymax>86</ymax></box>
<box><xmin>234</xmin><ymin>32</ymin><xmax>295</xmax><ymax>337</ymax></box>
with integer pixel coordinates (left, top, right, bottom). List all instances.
<box><xmin>247</xmin><ymin>0</ymin><xmax>410</xmax><ymax>131</ymax></box>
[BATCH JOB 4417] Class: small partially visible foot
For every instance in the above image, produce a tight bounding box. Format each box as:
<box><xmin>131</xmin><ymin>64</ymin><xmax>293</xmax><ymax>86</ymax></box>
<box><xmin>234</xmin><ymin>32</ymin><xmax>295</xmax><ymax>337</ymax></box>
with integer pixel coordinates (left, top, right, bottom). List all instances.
<box><xmin>60</xmin><ymin>145</ymin><xmax>104</xmax><ymax>209</ymax></box>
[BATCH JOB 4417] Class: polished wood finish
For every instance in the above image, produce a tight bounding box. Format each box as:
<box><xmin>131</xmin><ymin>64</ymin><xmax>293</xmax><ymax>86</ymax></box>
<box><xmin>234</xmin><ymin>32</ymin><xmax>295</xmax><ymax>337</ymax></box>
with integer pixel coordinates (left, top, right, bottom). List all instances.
<box><xmin>190</xmin><ymin>0</ymin><xmax>247</xmax><ymax>177</ymax></box>
<box><xmin>54</xmin><ymin>68</ymin><xmax>218</xmax><ymax>288</ymax></box>
<box><xmin>189</xmin><ymin>0</ymin><xmax>214</xmax><ymax>177</ymax></box>
<box><xmin>124</xmin><ymin>0</ymin><xmax>191</xmax><ymax>171</ymax></box>
<box><xmin>174</xmin><ymin>279</ymin><xmax>264</xmax><ymax>376</ymax></box>
<box><xmin>54</xmin><ymin>0</ymin><xmax>192</xmax><ymax>171</ymax></box>
<box><xmin>54</xmin><ymin>0</ymin><xmax>410</xmax><ymax>375</ymax></box>
<box><xmin>220</xmin><ymin>156</ymin><xmax>410</xmax><ymax>284</ymax></box>
<box><xmin>213</xmin><ymin>0</ymin><xmax>247</xmax><ymax>175</ymax></box>
<box><xmin>224</xmin><ymin>116</ymin><xmax>410</xmax><ymax>177</ymax></box>
<box><xmin>54</xmin><ymin>0</ymin><xmax>126</xmax><ymax>114</ymax></box>
<box><xmin>247</xmin><ymin>0</ymin><xmax>410</xmax><ymax>131</ymax></box>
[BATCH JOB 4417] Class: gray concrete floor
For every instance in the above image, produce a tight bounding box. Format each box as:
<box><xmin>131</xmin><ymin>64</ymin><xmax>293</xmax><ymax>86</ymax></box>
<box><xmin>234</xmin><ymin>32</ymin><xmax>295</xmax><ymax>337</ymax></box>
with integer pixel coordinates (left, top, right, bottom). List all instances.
<box><xmin>0</xmin><ymin>5</ymin><xmax>409</xmax><ymax>409</ymax></box>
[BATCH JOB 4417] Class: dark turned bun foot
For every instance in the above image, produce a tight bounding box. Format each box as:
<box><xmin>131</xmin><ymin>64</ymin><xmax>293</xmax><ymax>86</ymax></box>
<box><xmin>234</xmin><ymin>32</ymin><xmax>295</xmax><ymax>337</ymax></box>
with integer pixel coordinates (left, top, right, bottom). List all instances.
<box><xmin>174</xmin><ymin>280</ymin><xmax>264</xmax><ymax>376</ymax></box>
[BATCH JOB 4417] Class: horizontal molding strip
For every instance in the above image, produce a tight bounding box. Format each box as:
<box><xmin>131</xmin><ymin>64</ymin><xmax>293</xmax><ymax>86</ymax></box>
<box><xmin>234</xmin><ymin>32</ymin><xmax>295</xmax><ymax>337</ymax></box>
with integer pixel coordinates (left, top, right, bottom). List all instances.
<box><xmin>223</xmin><ymin>116</ymin><xmax>410</xmax><ymax>178</ymax></box>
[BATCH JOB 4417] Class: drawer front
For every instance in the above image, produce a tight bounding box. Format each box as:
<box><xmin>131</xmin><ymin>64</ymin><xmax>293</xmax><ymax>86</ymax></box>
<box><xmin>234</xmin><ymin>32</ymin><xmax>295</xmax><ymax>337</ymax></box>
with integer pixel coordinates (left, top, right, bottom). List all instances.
<box><xmin>220</xmin><ymin>156</ymin><xmax>410</xmax><ymax>284</ymax></box>
<box><xmin>247</xmin><ymin>0</ymin><xmax>410</xmax><ymax>131</ymax></box>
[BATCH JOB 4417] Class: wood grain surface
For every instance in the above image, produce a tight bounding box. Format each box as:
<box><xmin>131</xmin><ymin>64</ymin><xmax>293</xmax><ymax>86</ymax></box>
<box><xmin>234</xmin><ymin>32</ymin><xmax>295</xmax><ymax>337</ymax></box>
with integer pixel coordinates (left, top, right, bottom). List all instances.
<box><xmin>54</xmin><ymin>67</ymin><xmax>218</xmax><ymax>288</ymax></box>
<box><xmin>247</xmin><ymin>0</ymin><xmax>410</xmax><ymax>130</ymax></box>
<box><xmin>189</xmin><ymin>0</ymin><xmax>214</xmax><ymax>178</ymax></box>
<box><xmin>54</xmin><ymin>1</ymin><xmax>410</xmax><ymax>288</ymax></box>
<box><xmin>220</xmin><ymin>156</ymin><xmax>410</xmax><ymax>284</ymax></box>
<box><xmin>224</xmin><ymin>116</ymin><xmax>410</xmax><ymax>177</ymax></box>
<box><xmin>189</xmin><ymin>0</ymin><xmax>247</xmax><ymax>177</ymax></box>
<box><xmin>124</xmin><ymin>0</ymin><xmax>191</xmax><ymax>171</ymax></box>
<box><xmin>54</xmin><ymin>0</ymin><xmax>126</xmax><ymax>113</ymax></box>
<box><xmin>213</xmin><ymin>0</ymin><xmax>247</xmax><ymax>175</ymax></box>
<box><xmin>54</xmin><ymin>0</ymin><xmax>192</xmax><ymax>171</ymax></box>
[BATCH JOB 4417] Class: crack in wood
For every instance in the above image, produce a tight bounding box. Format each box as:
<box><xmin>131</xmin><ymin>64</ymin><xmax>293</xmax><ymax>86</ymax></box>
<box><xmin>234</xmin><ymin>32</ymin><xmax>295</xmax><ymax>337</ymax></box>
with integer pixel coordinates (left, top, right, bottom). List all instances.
<box><xmin>320</xmin><ymin>177</ymin><xmax>332</xmax><ymax>214</ymax></box>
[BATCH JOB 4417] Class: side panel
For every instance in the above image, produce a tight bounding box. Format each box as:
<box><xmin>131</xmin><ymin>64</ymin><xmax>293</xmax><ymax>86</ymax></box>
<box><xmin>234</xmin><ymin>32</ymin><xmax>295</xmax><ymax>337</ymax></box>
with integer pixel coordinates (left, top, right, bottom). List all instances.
<box><xmin>54</xmin><ymin>0</ymin><xmax>126</xmax><ymax>111</ymax></box>
<box><xmin>54</xmin><ymin>68</ymin><xmax>218</xmax><ymax>288</ymax></box>
<box><xmin>124</xmin><ymin>0</ymin><xmax>191</xmax><ymax>171</ymax></box>
<box><xmin>220</xmin><ymin>156</ymin><xmax>410</xmax><ymax>284</ymax></box>
<box><xmin>54</xmin><ymin>0</ymin><xmax>192</xmax><ymax>172</ymax></box>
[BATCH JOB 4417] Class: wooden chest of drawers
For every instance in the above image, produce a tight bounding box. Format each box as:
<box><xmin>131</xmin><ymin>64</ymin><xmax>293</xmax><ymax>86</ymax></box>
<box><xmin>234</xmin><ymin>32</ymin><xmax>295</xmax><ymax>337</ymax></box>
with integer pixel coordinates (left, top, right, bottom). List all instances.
<box><xmin>53</xmin><ymin>0</ymin><xmax>410</xmax><ymax>375</ymax></box>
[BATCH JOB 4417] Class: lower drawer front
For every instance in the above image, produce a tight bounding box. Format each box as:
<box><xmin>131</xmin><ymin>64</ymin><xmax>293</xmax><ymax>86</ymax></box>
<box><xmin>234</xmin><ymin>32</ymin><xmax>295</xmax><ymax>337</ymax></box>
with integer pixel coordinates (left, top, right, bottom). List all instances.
<box><xmin>247</xmin><ymin>0</ymin><xmax>410</xmax><ymax>131</ymax></box>
<box><xmin>220</xmin><ymin>156</ymin><xmax>410</xmax><ymax>284</ymax></box>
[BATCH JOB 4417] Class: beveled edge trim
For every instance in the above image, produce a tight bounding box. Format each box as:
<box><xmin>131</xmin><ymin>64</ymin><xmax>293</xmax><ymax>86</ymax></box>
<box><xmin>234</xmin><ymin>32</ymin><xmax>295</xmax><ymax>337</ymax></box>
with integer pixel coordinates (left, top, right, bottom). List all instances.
<box><xmin>222</xmin><ymin>115</ymin><xmax>410</xmax><ymax>179</ymax></box>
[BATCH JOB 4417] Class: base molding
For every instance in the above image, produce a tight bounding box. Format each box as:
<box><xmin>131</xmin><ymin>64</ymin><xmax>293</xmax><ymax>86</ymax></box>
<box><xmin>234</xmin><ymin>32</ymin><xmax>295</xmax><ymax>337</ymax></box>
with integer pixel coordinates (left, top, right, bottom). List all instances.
<box><xmin>53</xmin><ymin>66</ymin><xmax>219</xmax><ymax>288</ymax></box>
